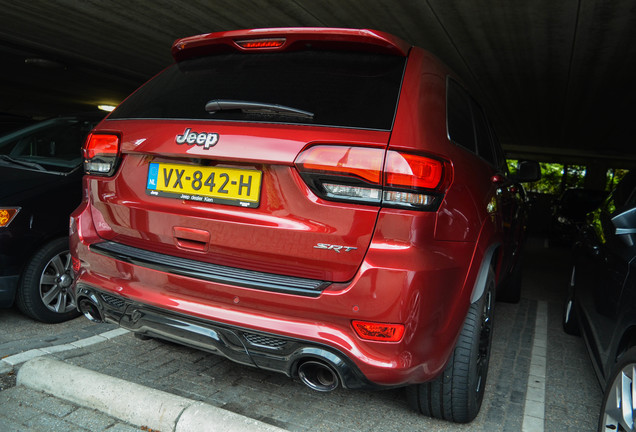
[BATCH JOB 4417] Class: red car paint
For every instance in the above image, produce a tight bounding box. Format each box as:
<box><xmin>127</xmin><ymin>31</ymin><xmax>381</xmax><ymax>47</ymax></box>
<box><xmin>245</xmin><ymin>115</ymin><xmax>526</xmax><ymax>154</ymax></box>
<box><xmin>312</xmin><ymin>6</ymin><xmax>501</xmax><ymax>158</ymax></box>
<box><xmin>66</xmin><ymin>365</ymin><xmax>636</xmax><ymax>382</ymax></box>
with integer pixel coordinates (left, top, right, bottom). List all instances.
<box><xmin>70</xmin><ymin>28</ymin><xmax>527</xmax><ymax>400</ymax></box>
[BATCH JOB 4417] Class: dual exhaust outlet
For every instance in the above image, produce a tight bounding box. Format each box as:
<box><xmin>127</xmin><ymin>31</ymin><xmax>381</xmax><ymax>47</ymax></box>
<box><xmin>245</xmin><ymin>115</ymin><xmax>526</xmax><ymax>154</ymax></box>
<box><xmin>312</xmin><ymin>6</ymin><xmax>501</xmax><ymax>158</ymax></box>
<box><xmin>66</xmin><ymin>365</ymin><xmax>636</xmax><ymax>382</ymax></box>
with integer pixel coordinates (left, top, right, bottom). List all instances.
<box><xmin>78</xmin><ymin>296</ymin><xmax>104</xmax><ymax>323</ymax></box>
<box><xmin>77</xmin><ymin>294</ymin><xmax>341</xmax><ymax>392</ymax></box>
<box><xmin>297</xmin><ymin>360</ymin><xmax>340</xmax><ymax>392</ymax></box>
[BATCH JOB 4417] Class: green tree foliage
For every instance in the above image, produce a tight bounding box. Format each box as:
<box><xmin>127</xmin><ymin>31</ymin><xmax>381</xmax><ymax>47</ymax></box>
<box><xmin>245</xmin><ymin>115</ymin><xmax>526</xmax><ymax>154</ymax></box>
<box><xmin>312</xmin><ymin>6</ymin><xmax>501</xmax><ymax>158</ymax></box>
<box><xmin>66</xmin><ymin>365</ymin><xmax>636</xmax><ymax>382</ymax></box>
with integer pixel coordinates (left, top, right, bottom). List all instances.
<box><xmin>506</xmin><ymin>160</ymin><xmax>588</xmax><ymax>195</ymax></box>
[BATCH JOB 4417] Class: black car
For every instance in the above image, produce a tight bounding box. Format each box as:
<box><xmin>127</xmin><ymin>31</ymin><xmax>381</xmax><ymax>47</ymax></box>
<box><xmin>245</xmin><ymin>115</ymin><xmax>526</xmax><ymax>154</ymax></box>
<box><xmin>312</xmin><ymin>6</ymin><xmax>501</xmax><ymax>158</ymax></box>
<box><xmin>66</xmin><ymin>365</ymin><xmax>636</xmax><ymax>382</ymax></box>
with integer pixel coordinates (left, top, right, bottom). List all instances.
<box><xmin>0</xmin><ymin>114</ymin><xmax>103</xmax><ymax>322</ymax></box>
<box><xmin>563</xmin><ymin>171</ymin><xmax>636</xmax><ymax>431</ymax></box>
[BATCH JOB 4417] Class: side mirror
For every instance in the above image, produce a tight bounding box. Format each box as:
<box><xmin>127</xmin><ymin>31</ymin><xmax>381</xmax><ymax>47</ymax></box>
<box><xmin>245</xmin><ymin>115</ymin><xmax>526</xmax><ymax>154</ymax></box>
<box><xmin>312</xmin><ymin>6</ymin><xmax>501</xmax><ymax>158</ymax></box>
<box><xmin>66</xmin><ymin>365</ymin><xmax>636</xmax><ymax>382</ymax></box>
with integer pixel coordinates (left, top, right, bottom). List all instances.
<box><xmin>611</xmin><ymin>207</ymin><xmax>636</xmax><ymax>246</ymax></box>
<box><xmin>513</xmin><ymin>160</ymin><xmax>541</xmax><ymax>183</ymax></box>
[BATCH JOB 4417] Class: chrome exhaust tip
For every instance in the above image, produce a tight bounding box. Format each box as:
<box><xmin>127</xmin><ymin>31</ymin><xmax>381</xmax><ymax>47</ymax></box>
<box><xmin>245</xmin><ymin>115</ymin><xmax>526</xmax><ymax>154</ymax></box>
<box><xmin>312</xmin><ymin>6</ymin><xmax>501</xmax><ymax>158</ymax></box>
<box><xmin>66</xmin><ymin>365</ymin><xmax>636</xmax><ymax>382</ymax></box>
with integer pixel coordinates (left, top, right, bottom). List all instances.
<box><xmin>298</xmin><ymin>360</ymin><xmax>340</xmax><ymax>392</ymax></box>
<box><xmin>78</xmin><ymin>297</ymin><xmax>103</xmax><ymax>323</ymax></box>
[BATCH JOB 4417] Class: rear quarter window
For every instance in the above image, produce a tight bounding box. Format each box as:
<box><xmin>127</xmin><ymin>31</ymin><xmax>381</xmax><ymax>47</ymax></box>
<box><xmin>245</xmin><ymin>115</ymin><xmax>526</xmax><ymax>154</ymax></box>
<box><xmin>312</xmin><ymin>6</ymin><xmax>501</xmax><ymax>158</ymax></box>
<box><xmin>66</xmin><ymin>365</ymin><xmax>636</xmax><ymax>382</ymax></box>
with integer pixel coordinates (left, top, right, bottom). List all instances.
<box><xmin>446</xmin><ymin>79</ymin><xmax>476</xmax><ymax>153</ymax></box>
<box><xmin>110</xmin><ymin>51</ymin><xmax>406</xmax><ymax>131</ymax></box>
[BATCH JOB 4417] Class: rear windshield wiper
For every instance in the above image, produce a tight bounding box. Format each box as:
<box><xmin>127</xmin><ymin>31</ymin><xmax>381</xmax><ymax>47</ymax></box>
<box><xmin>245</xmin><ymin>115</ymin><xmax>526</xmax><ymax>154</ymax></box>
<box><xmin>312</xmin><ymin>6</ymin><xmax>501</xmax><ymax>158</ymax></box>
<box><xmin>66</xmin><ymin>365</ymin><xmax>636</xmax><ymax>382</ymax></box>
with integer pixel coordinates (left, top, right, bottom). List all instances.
<box><xmin>205</xmin><ymin>99</ymin><xmax>314</xmax><ymax>119</ymax></box>
<box><xmin>0</xmin><ymin>155</ymin><xmax>45</xmax><ymax>171</ymax></box>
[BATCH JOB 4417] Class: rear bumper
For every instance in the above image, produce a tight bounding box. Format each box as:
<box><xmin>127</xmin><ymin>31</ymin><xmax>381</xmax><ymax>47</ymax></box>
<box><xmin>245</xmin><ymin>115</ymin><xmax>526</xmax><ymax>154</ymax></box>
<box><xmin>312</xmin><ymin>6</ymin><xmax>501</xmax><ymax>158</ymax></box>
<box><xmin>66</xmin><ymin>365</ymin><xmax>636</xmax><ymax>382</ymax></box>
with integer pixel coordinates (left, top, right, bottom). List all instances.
<box><xmin>75</xmin><ymin>284</ymin><xmax>375</xmax><ymax>389</ymax></box>
<box><xmin>70</xmin><ymin>201</ymin><xmax>486</xmax><ymax>387</ymax></box>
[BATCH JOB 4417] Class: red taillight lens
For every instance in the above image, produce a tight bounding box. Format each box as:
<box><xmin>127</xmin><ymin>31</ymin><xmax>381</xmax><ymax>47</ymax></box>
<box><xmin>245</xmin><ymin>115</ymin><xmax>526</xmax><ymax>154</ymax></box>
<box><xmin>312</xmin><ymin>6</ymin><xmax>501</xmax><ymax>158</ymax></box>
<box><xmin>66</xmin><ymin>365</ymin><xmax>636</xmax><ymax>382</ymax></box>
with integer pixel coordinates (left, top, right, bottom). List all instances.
<box><xmin>236</xmin><ymin>38</ymin><xmax>286</xmax><ymax>49</ymax></box>
<box><xmin>384</xmin><ymin>151</ymin><xmax>444</xmax><ymax>189</ymax></box>
<box><xmin>295</xmin><ymin>146</ymin><xmax>384</xmax><ymax>184</ymax></box>
<box><xmin>352</xmin><ymin>320</ymin><xmax>405</xmax><ymax>342</ymax></box>
<box><xmin>295</xmin><ymin>145</ymin><xmax>449</xmax><ymax>211</ymax></box>
<box><xmin>83</xmin><ymin>133</ymin><xmax>120</xmax><ymax>176</ymax></box>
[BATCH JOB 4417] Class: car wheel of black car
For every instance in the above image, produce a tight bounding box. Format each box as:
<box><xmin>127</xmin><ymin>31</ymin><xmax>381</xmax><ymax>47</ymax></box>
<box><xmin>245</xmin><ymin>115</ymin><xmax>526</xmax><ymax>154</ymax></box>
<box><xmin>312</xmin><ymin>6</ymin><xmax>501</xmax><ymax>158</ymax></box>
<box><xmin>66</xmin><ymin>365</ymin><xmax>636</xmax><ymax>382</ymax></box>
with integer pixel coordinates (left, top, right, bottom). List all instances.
<box><xmin>562</xmin><ymin>266</ymin><xmax>580</xmax><ymax>336</ymax></box>
<box><xmin>16</xmin><ymin>237</ymin><xmax>80</xmax><ymax>323</ymax></box>
<box><xmin>599</xmin><ymin>346</ymin><xmax>636</xmax><ymax>432</ymax></box>
<box><xmin>406</xmin><ymin>267</ymin><xmax>495</xmax><ymax>423</ymax></box>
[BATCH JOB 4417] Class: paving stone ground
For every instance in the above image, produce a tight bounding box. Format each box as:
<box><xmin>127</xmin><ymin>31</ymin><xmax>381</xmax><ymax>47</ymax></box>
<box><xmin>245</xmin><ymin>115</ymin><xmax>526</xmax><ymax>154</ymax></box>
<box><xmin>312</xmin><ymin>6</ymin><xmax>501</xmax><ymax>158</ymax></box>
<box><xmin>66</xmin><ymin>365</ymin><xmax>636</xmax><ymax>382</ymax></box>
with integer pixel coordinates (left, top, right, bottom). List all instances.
<box><xmin>0</xmin><ymin>238</ymin><xmax>603</xmax><ymax>431</ymax></box>
<box><xmin>0</xmin><ymin>385</ymin><xmax>141</xmax><ymax>432</ymax></box>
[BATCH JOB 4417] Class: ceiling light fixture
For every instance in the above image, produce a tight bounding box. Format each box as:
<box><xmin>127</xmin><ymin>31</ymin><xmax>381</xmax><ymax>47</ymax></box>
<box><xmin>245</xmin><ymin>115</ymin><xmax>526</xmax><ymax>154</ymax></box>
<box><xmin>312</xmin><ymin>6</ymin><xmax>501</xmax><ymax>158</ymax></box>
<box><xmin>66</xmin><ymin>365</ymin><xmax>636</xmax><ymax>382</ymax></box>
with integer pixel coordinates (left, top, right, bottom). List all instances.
<box><xmin>97</xmin><ymin>104</ymin><xmax>116</xmax><ymax>112</ymax></box>
<box><xmin>24</xmin><ymin>58</ymin><xmax>66</xmax><ymax>69</ymax></box>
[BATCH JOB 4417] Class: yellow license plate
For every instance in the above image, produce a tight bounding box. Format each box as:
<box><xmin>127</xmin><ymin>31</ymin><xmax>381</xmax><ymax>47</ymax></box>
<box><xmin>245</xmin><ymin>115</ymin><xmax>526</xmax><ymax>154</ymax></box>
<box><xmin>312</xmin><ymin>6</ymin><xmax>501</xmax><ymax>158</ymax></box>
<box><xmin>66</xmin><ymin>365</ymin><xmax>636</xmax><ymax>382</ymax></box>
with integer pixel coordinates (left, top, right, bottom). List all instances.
<box><xmin>146</xmin><ymin>162</ymin><xmax>262</xmax><ymax>208</ymax></box>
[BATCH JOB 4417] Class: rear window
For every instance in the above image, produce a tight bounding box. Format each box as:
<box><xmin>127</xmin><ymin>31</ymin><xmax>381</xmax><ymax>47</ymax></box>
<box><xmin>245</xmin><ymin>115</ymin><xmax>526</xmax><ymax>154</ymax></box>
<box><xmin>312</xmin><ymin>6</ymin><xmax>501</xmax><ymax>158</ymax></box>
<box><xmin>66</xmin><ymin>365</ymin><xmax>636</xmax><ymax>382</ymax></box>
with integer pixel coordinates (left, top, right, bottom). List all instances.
<box><xmin>110</xmin><ymin>51</ymin><xmax>406</xmax><ymax>131</ymax></box>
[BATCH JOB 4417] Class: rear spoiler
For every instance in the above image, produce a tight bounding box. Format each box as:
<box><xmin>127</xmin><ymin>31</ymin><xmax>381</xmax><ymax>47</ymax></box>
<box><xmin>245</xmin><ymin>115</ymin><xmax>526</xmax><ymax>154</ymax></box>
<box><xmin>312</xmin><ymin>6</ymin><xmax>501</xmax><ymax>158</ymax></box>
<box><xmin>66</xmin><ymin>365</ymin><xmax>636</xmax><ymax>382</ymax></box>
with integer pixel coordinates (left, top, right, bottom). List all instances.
<box><xmin>171</xmin><ymin>27</ymin><xmax>411</xmax><ymax>61</ymax></box>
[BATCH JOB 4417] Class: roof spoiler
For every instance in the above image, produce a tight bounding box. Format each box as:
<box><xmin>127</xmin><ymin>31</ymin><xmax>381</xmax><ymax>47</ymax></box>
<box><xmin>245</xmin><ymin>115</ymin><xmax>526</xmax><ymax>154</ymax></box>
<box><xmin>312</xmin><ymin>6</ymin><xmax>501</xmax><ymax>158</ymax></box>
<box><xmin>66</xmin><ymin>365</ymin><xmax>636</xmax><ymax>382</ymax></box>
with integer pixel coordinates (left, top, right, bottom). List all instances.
<box><xmin>171</xmin><ymin>27</ymin><xmax>411</xmax><ymax>61</ymax></box>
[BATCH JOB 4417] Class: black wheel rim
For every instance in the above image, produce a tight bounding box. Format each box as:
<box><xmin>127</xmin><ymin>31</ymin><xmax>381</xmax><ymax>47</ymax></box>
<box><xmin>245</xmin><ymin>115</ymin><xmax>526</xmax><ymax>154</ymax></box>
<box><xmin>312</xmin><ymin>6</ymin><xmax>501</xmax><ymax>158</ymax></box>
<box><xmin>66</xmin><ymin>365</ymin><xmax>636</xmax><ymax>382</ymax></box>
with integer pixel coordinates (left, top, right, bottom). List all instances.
<box><xmin>476</xmin><ymin>286</ymin><xmax>494</xmax><ymax>393</ymax></box>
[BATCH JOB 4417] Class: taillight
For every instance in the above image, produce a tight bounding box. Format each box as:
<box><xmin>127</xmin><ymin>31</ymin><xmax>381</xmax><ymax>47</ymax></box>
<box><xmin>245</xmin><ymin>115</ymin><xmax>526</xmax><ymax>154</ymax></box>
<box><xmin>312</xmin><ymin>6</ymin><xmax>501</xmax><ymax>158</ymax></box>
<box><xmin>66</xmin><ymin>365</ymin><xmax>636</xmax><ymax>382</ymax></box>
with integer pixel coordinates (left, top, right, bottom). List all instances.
<box><xmin>83</xmin><ymin>133</ymin><xmax>120</xmax><ymax>176</ymax></box>
<box><xmin>295</xmin><ymin>146</ymin><xmax>384</xmax><ymax>204</ymax></box>
<box><xmin>294</xmin><ymin>145</ymin><xmax>449</xmax><ymax>211</ymax></box>
<box><xmin>352</xmin><ymin>320</ymin><xmax>405</xmax><ymax>342</ymax></box>
<box><xmin>382</xmin><ymin>151</ymin><xmax>446</xmax><ymax>209</ymax></box>
<box><xmin>384</xmin><ymin>152</ymin><xmax>443</xmax><ymax>189</ymax></box>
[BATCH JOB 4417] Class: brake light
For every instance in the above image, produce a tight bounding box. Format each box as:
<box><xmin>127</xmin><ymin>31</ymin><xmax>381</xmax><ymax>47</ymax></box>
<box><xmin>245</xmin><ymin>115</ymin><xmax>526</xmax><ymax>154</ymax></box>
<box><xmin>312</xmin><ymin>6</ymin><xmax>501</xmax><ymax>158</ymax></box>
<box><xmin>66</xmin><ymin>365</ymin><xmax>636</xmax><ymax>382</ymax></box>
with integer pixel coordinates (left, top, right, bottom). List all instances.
<box><xmin>0</xmin><ymin>207</ymin><xmax>20</xmax><ymax>228</ymax></box>
<box><xmin>83</xmin><ymin>133</ymin><xmax>120</xmax><ymax>176</ymax></box>
<box><xmin>385</xmin><ymin>152</ymin><xmax>443</xmax><ymax>189</ymax></box>
<box><xmin>236</xmin><ymin>38</ymin><xmax>286</xmax><ymax>49</ymax></box>
<box><xmin>295</xmin><ymin>145</ymin><xmax>449</xmax><ymax>210</ymax></box>
<box><xmin>295</xmin><ymin>146</ymin><xmax>384</xmax><ymax>204</ymax></box>
<box><xmin>352</xmin><ymin>320</ymin><xmax>405</xmax><ymax>342</ymax></box>
<box><xmin>295</xmin><ymin>146</ymin><xmax>384</xmax><ymax>184</ymax></box>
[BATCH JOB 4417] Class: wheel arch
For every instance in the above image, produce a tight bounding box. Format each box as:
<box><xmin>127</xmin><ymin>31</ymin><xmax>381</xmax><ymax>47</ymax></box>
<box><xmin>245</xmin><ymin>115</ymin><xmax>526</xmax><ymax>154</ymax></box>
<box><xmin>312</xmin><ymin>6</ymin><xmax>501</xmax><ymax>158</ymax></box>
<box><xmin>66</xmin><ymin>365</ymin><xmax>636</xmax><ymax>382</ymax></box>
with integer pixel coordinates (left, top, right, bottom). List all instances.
<box><xmin>17</xmin><ymin>230</ymin><xmax>71</xmax><ymax>282</ymax></box>
<box><xmin>470</xmin><ymin>243</ymin><xmax>501</xmax><ymax>304</ymax></box>
<box><xmin>613</xmin><ymin>326</ymin><xmax>636</xmax><ymax>369</ymax></box>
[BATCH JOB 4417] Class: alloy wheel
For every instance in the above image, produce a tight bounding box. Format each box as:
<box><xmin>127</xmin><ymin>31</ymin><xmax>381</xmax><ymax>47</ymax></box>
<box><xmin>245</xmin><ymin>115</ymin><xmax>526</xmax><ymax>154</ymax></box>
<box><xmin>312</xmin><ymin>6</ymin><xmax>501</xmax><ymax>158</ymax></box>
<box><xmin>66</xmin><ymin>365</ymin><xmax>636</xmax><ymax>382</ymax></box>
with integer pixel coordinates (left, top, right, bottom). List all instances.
<box><xmin>38</xmin><ymin>251</ymin><xmax>77</xmax><ymax>314</ymax></box>
<box><xmin>601</xmin><ymin>363</ymin><xmax>636</xmax><ymax>431</ymax></box>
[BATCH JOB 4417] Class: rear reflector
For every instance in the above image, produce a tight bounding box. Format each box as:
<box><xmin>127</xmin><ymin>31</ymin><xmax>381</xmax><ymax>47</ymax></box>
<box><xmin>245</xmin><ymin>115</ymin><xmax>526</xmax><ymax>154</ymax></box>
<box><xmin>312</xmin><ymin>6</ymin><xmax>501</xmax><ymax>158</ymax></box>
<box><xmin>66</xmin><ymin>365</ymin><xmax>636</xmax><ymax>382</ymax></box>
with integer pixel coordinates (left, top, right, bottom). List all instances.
<box><xmin>352</xmin><ymin>320</ymin><xmax>405</xmax><ymax>342</ymax></box>
<box><xmin>83</xmin><ymin>133</ymin><xmax>120</xmax><ymax>176</ymax></box>
<box><xmin>71</xmin><ymin>257</ymin><xmax>81</xmax><ymax>273</ymax></box>
<box><xmin>236</xmin><ymin>38</ymin><xmax>286</xmax><ymax>49</ymax></box>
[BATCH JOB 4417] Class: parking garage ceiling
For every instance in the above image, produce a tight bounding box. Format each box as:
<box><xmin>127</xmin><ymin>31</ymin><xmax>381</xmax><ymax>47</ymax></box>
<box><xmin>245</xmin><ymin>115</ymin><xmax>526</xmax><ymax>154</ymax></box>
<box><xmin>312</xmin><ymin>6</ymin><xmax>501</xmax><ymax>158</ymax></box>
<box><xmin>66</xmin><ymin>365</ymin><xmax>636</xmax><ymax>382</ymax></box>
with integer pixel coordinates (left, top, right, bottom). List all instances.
<box><xmin>1</xmin><ymin>0</ymin><xmax>635</xmax><ymax>166</ymax></box>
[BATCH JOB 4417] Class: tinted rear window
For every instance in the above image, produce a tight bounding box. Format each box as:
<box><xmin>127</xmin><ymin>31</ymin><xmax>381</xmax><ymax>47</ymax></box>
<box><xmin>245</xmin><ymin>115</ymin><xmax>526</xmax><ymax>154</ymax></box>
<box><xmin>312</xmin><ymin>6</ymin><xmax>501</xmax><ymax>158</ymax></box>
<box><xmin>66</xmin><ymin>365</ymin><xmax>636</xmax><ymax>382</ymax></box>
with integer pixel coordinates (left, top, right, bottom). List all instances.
<box><xmin>110</xmin><ymin>51</ymin><xmax>406</xmax><ymax>131</ymax></box>
<box><xmin>446</xmin><ymin>79</ymin><xmax>475</xmax><ymax>152</ymax></box>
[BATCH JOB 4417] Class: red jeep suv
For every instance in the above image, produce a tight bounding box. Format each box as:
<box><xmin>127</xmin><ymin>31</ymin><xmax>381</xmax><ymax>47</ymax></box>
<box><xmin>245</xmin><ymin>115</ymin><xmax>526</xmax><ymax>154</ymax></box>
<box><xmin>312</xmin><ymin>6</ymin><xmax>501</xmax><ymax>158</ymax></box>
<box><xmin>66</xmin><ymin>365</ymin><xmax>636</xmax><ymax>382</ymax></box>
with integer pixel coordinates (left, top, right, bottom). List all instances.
<box><xmin>70</xmin><ymin>28</ymin><xmax>538</xmax><ymax>423</ymax></box>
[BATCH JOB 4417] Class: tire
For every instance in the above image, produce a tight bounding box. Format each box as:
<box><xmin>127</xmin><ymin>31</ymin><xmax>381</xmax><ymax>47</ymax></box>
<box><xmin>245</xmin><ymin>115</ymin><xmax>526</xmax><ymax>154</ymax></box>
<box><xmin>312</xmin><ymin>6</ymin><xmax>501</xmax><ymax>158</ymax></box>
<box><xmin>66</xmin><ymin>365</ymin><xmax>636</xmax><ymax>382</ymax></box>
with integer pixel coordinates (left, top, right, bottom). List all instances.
<box><xmin>406</xmin><ymin>267</ymin><xmax>495</xmax><ymax>423</ymax></box>
<box><xmin>16</xmin><ymin>237</ymin><xmax>81</xmax><ymax>323</ymax></box>
<box><xmin>598</xmin><ymin>346</ymin><xmax>636</xmax><ymax>432</ymax></box>
<box><xmin>563</xmin><ymin>266</ymin><xmax>580</xmax><ymax>336</ymax></box>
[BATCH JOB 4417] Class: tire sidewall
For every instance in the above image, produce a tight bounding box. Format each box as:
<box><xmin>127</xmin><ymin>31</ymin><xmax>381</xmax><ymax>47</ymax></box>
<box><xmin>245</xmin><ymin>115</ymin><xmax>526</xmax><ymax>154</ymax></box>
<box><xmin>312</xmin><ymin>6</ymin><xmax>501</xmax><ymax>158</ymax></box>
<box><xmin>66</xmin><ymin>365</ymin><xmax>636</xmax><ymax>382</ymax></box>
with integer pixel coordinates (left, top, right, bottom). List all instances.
<box><xmin>598</xmin><ymin>346</ymin><xmax>636</xmax><ymax>432</ymax></box>
<box><xmin>465</xmin><ymin>267</ymin><xmax>496</xmax><ymax>418</ymax></box>
<box><xmin>16</xmin><ymin>237</ymin><xmax>79</xmax><ymax>323</ymax></box>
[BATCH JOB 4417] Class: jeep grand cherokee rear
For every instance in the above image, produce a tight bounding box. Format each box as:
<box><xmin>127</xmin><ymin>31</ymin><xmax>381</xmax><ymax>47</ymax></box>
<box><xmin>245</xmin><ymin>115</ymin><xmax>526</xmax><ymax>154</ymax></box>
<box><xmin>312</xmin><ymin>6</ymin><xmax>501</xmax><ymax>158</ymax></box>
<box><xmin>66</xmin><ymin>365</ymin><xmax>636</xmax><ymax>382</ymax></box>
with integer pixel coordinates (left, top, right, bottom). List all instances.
<box><xmin>70</xmin><ymin>28</ymin><xmax>531</xmax><ymax>423</ymax></box>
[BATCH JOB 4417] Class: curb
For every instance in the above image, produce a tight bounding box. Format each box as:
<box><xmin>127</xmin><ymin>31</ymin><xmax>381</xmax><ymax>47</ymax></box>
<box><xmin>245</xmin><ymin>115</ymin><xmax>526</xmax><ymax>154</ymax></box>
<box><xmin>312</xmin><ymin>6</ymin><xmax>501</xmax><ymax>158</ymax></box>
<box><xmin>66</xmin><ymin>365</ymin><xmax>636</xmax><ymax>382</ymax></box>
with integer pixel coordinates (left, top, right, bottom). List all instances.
<box><xmin>17</xmin><ymin>357</ymin><xmax>286</xmax><ymax>432</ymax></box>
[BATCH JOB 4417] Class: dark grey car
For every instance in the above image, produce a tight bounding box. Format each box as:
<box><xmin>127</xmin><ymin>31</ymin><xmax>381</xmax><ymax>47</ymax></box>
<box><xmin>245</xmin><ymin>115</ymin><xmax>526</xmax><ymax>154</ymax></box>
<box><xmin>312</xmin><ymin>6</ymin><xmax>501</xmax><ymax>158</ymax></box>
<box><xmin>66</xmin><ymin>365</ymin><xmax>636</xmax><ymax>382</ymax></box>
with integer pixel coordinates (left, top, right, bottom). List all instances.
<box><xmin>563</xmin><ymin>171</ymin><xmax>636</xmax><ymax>431</ymax></box>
